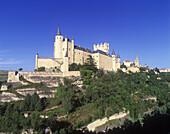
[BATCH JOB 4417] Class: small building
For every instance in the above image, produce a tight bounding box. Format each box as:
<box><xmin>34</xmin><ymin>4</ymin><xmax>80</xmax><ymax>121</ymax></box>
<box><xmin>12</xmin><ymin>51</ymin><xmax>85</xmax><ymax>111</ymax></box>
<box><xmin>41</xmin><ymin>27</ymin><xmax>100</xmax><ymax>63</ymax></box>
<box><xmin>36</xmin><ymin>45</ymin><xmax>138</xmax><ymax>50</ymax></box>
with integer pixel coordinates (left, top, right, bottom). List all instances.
<box><xmin>0</xmin><ymin>84</ymin><xmax>8</xmax><ymax>91</ymax></box>
<box><xmin>123</xmin><ymin>60</ymin><xmax>133</xmax><ymax>67</ymax></box>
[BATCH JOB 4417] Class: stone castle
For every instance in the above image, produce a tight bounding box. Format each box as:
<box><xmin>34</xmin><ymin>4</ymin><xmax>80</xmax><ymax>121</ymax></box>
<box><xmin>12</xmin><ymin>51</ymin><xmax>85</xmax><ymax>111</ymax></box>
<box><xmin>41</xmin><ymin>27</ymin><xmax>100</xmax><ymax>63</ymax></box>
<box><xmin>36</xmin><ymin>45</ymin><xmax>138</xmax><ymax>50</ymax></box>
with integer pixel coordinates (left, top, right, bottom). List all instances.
<box><xmin>8</xmin><ymin>26</ymin><xmax>141</xmax><ymax>83</ymax></box>
<box><xmin>35</xmin><ymin>26</ymin><xmax>123</xmax><ymax>73</ymax></box>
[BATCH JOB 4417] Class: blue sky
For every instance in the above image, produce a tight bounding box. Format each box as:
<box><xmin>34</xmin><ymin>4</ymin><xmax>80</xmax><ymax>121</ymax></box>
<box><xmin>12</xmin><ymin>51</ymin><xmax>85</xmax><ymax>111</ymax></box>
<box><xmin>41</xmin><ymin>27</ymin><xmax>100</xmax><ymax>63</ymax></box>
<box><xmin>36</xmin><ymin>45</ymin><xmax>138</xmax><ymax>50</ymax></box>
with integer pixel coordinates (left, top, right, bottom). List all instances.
<box><xmin>0</xmin><ymin>0</ymin><xmax>169</xmax><ymax>71</ymax></box>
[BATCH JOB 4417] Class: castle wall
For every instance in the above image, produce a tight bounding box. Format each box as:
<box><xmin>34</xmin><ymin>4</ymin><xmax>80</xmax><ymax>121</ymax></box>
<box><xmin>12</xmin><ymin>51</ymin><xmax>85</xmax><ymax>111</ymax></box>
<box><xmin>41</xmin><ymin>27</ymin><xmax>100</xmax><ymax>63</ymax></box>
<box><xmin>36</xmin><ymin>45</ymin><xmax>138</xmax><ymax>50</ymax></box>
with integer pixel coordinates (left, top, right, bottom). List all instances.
<box><xmin>19</xmin><ymin>71</ymin><xmax>63</xmax><ymax>77</ymax></box>
<box><xmin>92</xmin><ymin>53</ymin><xmax>100</xmax><ymax>69</ymax></box>
<box><xmin>98</xmin><ymin>53</ymin><xmax>113</xmax><ymax>71</ymax></box>
<box><xmin>37</xmin><ymin>58</ymin><xmax>62</xmax><ymax>69</ymax></box>
<box><xmin>74</xmin><ymin>49</ymin><xmax>92</xmax><ymax>65</ymax></box>
<box><xmin>8</xmin><ymin>70</ymin><xmax>80</xmax><ymax>83</ymax></box>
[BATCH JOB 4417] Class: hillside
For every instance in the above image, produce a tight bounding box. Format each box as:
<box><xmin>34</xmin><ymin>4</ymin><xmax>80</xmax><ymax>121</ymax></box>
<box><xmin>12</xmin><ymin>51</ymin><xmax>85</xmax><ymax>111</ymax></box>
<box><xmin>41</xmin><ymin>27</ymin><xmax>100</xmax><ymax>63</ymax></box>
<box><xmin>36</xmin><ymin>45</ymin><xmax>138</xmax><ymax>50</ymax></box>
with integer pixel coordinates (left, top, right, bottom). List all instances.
<box><xmin>0</xmin><ymin>63</ymin><xmax>169</xmax><ymax>133</ymax></box>
<box><xmin>0</xmin><ymin>70</ymin><xmax>8</xmax><ymax>82</ymax></box>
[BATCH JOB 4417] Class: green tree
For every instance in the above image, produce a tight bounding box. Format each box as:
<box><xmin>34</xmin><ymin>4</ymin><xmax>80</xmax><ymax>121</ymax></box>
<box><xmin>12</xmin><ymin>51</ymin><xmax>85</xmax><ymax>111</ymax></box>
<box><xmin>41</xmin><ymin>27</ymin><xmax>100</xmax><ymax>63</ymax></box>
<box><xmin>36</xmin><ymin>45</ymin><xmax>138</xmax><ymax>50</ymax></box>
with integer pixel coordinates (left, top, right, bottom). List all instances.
<box><xmin>20</xmin><ymin>94</ymin><xmax>31</xmax><ymax>111</ymax></box>
<box><xmin>69</xmin><ymin>63</ymin><xmax>81</xmax><ymax>71</ymax></box>
<box><xmin>30</xmin><ymin>92</ymin><xmax>40</xmax><ymax>111</ymax></box>
<box><xmin>120</xmin><ymin>64</ymin><xmax>127</xmax><ymax>69</ymax></box>
<box><xmin>19</xmin><ymin>68</ymin><xmax>23</xmax><ymax>71</ymax></box>
<box><xmin>35</xmin><ymin>98</ymin><xmax>46</xmax><ymax>111</ymax></box>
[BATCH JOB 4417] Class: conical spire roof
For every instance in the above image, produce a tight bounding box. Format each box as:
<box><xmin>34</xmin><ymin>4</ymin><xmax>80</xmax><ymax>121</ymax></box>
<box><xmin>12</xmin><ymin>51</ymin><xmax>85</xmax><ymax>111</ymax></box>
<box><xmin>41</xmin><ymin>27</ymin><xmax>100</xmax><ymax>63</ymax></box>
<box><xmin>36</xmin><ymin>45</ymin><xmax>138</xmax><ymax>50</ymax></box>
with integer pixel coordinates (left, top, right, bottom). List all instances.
<box><xmin>57</xmin><ymin>26</ymin><xmax>61</xmax><ymax>35</ymax></box>
<box><xmin>117</xmin><ymin>52</ymin><xmax>120</xmax><ymax>58</ymax></box>
<box><xmin>112</xmin><ymin>49</ymin><xmax>115</xmax><ymax>55</ymax></box>
<box><xmin>135</xmin><ymin>56</ymin><xmax>139</xmax><ymax>60</ymax></box>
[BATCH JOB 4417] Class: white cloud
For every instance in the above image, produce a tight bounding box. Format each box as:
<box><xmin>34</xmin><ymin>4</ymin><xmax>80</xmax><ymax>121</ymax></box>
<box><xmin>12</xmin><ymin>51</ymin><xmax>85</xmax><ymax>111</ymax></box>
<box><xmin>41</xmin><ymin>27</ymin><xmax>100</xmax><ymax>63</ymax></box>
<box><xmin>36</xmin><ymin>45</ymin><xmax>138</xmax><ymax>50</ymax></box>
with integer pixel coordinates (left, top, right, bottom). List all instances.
<box><xmin>0</xmin><ymin>59</ymin><xmax>23</xmax><ymax>65</ymax></box>
<box><xmin>0</xmin><ymin>50</ymin><xmax>23</xmax><ymax>65</ymax></box>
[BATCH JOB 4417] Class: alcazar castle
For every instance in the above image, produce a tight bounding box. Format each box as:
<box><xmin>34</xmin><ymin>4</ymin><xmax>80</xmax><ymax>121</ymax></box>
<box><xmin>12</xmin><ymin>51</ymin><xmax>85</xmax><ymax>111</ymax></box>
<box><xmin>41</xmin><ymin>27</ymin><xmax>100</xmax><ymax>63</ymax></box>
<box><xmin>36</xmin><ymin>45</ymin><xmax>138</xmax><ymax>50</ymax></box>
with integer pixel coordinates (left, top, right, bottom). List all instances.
<box><xmin>8</xmin><ymin>27</ymin><xmax>142</xmax><ymax>83</ymax></box>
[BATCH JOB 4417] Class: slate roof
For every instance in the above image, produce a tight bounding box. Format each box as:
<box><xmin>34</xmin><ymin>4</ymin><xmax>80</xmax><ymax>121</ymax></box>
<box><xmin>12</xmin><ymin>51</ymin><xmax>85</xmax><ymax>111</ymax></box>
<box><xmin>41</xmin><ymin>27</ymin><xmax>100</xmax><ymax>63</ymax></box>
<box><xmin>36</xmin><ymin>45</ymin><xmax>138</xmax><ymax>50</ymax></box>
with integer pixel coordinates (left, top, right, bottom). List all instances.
<box><xmin>74</xmin><ymin>45</ymin><xmax>93</xmax><ymax>53</ymax></box>
<box><xmin>74</xmin><ymin>45</ymin><xmax>111</xmax><ymax>57</ymax></box>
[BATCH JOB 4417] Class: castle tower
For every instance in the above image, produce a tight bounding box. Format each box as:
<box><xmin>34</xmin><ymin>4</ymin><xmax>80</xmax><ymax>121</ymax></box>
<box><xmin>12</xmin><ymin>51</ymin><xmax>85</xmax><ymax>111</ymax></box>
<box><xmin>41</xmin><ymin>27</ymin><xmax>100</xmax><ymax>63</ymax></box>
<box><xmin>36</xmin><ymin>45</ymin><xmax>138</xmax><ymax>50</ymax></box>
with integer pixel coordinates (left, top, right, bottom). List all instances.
<box><xmin>104</xmin><ymin>43</ymin><xmax>109</xmax><ymax>54</ymax></box>
<box><xmin>71</xmin><ymin>37</ymin><xmax>75</xmax><ymax>63</ymax></box>
<box><xmin>135</xmin><ymin>56</ymin><xmax>139</xmax><ymax>67</ymax></box>
<box><xmin>54</xmin><ymin>26</ymin><xmax>63</xmax><ymax>58</ymax></box>
<box><xmin>112</xmin><ymin>49</ymin><xmax>116</xmax><ymax>71</ymax></box>
<box><xmin>35</xmin><ymin>53</ymin><xmax>39</xmax><ymax>69</ymax></box>
<box><xmin>62</xmin><ymin>34</ymin><xmax>68</xmax><ymax>58</ymax></box>
<box><xmin>116</xmin><ymin>52</ymin><xmax>121</xmax><ymax>71</ymax></box>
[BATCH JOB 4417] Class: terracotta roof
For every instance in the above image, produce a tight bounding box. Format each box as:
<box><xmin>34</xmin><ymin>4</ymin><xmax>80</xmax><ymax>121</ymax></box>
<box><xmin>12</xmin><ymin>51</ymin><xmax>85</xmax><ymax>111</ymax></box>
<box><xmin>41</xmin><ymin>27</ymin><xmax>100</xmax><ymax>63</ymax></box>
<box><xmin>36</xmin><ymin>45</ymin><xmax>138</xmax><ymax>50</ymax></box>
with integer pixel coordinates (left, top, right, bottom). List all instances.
<box><xmin>124</xmin><ymin>60</ymin><xmax>132</xmax><ymax>62</ymax></box>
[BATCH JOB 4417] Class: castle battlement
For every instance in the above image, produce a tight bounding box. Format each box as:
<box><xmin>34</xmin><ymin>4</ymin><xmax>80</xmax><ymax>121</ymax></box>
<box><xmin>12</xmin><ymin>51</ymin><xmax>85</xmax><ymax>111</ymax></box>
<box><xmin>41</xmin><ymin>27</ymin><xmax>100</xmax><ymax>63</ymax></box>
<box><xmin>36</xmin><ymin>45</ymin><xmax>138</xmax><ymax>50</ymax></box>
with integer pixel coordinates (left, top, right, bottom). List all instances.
<box><xmin>94</xmin><ymin>43</ymin><xmax>109</xmax><ymax>54</ymax></box>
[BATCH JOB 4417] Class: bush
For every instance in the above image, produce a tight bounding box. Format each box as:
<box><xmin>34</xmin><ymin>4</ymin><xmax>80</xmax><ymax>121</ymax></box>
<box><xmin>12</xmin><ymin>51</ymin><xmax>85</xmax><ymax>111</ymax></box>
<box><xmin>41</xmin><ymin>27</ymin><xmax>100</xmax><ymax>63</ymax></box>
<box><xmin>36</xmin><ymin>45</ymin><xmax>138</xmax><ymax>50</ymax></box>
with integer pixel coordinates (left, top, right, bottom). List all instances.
<box><xmin>36</xmin><ymin>67</ymin><xmax>45</xmax><ymax>71</ymax></box>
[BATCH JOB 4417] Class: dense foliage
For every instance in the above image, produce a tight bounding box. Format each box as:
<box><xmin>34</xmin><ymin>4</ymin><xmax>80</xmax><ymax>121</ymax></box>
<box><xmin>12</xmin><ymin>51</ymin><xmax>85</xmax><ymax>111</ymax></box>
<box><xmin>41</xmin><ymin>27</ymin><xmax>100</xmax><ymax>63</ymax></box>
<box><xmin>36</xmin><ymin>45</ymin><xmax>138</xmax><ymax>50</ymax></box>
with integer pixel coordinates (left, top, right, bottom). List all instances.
<box><xmin>0</xmin><ymin>94</ymin><xmax>73</xmax><ymax>134</ymax></box>
<box><xmin>0</xmin><ymin>56</ymin><xmax>169</xmax><ymax>133</ymax></box>
<box><xmin>34</xmin><ymin>66</ymin><xmax>45</xmax><ymax>72</ymax></box>
<box><xmin>57</xmin><ymin>69</ymin><xmax>169</xmax><ymax>121</ymax></box>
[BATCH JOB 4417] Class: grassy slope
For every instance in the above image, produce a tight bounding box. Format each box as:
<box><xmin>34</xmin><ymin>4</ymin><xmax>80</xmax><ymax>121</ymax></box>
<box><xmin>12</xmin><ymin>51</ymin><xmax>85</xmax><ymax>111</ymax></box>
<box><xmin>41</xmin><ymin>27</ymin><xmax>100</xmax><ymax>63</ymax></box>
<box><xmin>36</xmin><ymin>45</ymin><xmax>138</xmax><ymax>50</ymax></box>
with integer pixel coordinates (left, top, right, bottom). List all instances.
<box><xmin>0</xmin><ymin>71</ymin><xmax>8</xmax><ymax>82</ymax></box>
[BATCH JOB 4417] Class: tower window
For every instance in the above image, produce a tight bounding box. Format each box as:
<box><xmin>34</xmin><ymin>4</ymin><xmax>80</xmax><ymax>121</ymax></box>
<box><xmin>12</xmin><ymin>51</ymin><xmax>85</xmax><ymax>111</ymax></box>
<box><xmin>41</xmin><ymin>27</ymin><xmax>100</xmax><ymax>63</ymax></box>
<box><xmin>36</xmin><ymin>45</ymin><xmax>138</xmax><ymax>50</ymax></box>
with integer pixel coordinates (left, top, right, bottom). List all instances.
<box><xmin>63</xmin><ymin>48</ymin><xmax>64</xmax><ymax>51</ymax></box>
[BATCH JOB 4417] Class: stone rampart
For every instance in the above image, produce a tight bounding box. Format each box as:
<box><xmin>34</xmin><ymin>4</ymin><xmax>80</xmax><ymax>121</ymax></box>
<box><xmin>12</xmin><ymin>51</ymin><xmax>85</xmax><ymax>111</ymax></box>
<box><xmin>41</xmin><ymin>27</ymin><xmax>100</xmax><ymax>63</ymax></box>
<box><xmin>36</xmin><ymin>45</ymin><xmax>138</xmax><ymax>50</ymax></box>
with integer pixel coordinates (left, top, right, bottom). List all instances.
<box><xmin>8</xmin><ymin>70</ymin><xmax>81</xmax><ymax>83</ymax></box>
<box><xmin>87</xmin><ymin>111</ymin><xmax>129</xmax><ymax>132</ymax></box>
<box><xmin>64</xmin><ymin>71</ymin><xmax>80</xmax><ymax>77</ymax></box>
<box><xmin>19</xmin><ymin>71</ymin><xmax>63</xmax><ymax>77</ymax></box>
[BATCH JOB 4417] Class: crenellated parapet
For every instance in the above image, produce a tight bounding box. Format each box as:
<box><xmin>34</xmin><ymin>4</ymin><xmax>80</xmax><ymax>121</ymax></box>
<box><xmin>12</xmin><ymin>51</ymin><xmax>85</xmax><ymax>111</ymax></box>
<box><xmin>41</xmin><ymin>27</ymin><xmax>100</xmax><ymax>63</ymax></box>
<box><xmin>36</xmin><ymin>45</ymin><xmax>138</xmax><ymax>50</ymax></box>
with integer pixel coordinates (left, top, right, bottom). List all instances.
<box><xmin>94</xmin><ymin>43</ymin><xmax>109</xmax><ymax>54</ymax></box>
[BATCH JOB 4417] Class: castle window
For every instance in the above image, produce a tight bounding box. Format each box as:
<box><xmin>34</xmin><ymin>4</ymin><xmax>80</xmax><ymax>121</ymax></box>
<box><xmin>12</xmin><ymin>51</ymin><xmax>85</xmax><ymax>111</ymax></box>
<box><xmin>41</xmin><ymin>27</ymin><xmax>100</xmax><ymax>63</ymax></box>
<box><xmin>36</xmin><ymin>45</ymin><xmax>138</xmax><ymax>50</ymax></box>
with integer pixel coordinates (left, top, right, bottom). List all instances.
<box><xmin>69</xmin><ymin>48</ymin><xmax>70</xmax><ymax>50</ymax></box>
<box><xmin>69</xmin><ymin>57</ymin><xmax>70</xmax><ymax>60</ymax></box>
<box><xmin>63</xmin><ymin>48</ymin><xmax>64</xmax><ymax>51</ymax></box>
<box><xmin>79</xmin><ymin>53</ymin><xmax>80</xmax><ymax>54</ymax></box>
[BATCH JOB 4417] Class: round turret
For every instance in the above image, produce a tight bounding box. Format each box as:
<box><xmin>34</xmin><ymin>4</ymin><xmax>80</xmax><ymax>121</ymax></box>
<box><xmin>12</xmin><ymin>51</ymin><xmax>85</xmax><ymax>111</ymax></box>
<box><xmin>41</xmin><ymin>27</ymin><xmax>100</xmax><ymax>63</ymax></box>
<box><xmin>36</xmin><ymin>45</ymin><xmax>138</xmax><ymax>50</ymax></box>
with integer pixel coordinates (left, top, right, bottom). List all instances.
<box><xmin>54</xmin><ymin>26</ymin><xmax>63</xmax><ymax>58</ymax></box>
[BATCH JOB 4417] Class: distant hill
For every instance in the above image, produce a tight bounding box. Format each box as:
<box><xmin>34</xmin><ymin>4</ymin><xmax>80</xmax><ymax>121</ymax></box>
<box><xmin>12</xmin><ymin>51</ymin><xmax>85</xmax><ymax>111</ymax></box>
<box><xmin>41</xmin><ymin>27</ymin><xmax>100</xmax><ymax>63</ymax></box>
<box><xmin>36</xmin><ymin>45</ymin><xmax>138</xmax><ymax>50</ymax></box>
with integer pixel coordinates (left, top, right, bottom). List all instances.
<box><xmin>0</xmin><ymin>70</ymin><xmax>8</xmax><ymax>82</ymax></box>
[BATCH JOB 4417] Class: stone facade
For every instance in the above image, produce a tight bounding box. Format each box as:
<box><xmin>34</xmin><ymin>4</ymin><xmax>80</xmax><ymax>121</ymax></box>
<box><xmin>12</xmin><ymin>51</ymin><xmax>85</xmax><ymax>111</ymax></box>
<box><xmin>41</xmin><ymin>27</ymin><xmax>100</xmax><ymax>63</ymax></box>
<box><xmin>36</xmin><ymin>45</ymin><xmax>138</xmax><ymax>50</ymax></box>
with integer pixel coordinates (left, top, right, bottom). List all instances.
<box><xmin>35</xmin><ymin>26</ymin><xmax>121</xmax><ymax>73</ymax></box>
<box><xmin>159</xmin><ymin>68</ymin><xmax>170</xmax><ymax>72</ymax></box>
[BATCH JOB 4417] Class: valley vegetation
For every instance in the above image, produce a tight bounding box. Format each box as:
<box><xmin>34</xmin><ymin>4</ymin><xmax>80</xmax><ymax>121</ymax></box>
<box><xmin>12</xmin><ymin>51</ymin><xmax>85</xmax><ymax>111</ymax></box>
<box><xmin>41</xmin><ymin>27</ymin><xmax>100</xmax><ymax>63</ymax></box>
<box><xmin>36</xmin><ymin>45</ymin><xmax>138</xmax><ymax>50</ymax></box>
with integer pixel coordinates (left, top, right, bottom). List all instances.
<box><xmin>0</xmin><ymin>56</ymin><xmax>169</xmax><ymax>133</ymax></box>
